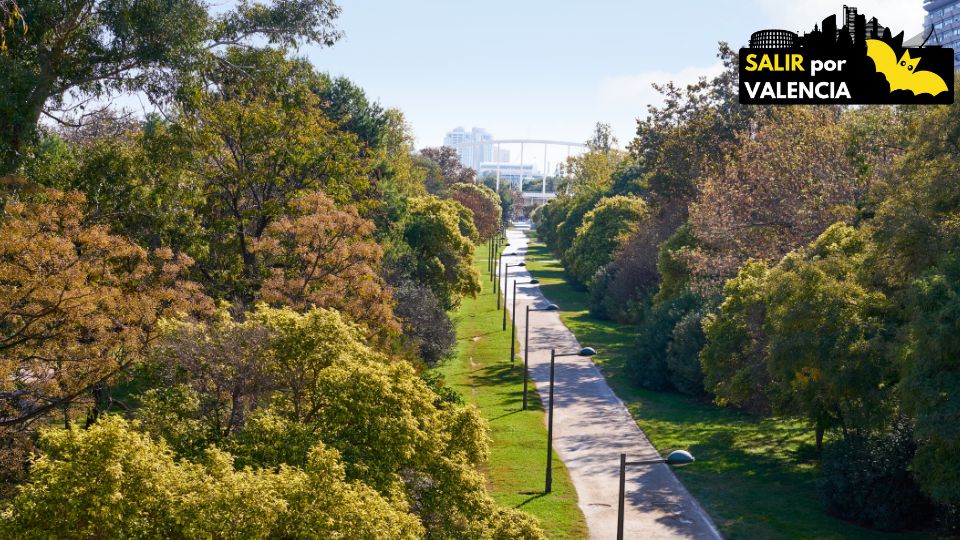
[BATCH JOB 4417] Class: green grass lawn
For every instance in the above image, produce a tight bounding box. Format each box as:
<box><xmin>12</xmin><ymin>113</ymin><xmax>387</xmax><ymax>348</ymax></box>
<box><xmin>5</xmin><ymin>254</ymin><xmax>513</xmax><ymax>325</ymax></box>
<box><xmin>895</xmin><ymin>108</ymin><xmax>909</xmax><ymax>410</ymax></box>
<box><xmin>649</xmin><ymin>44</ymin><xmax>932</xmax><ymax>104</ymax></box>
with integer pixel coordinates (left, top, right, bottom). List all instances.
<box><xmin>433</xmin><ymin>240</ymin><xmax>588</xmax><ymax>540</ymax></box>
<box><xmin>523</xmin><ymin>232</ymin><xmax>934</xmax><ymax>540</ymax></box>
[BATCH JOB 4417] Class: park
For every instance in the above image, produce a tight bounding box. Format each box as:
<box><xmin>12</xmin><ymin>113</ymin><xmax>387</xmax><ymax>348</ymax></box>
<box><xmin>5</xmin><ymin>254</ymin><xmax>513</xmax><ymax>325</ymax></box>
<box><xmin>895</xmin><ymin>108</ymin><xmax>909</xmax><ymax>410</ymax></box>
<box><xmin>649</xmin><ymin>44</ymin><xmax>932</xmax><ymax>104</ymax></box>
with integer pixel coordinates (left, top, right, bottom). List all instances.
<box><xmin>1</xmin><ymin>0</ymin><xmax>959</xmax><ymax>538</ymax></box>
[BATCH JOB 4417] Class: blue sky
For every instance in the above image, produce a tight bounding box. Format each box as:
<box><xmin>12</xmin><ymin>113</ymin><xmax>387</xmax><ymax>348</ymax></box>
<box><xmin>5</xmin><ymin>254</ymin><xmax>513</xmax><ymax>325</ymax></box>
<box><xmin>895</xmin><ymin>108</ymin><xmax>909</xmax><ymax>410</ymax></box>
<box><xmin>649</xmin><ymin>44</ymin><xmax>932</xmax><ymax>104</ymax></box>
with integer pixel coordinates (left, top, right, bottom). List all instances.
<box><xmin>299</xmin><ymin>1</ymin><xmax>925</xmax><ymax>152</ymax></box>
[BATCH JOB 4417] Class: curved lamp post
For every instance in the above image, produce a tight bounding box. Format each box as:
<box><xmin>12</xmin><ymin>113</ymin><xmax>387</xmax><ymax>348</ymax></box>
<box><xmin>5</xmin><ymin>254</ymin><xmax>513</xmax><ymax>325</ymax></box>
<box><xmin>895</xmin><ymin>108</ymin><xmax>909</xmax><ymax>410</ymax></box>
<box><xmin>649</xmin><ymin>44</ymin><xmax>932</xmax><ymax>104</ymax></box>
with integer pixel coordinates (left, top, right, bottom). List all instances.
<box><xmin>522</xmin><ymin>303</ymin><xmax>558</xmax><ymax>410</ymax></box>
<box><xmin>502</xmin><ymin>262</ymin><xmax>526</xmax><ymax>328</ymax></box>
<box><xmin>508</xmin><ymin>278</ymin><xmax>539</xmax><ymax>366</ymax></box>
<box><xmin>616</xmin><ymin>450</ymin><xmax>695</xmax><ymax>539</ymax></box>
<box><xmin>546</xmin><ymin>346</ymin><xmax>596</xmax><ymax>493</ymax></box>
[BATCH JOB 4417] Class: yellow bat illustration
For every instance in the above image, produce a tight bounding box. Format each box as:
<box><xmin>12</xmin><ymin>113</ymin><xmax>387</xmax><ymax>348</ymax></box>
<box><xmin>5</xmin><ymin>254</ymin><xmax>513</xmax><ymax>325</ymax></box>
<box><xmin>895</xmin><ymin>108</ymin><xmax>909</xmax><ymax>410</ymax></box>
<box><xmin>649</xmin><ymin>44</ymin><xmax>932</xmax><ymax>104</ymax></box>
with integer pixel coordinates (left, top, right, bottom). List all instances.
<box><xmin>866</xmin><ymin>39</ymin><xmax>949</xmax><ymax>96</ymax></box>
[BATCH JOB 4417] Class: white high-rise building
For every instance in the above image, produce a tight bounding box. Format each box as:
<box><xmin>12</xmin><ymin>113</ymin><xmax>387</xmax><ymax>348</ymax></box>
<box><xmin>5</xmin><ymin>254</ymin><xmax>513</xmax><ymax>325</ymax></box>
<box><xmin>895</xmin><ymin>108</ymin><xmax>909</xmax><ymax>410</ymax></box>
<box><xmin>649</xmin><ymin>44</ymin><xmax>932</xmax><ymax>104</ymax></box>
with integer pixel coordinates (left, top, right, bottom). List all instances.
<box><xmin>443</xmin><ymin>127</ymin><xmax>495</xmax><ymax>170</ymax></box>
<box><xmin>922</xmin><ymin>0</ymin><xmax>960</xmax><ymax>69</ymax></box>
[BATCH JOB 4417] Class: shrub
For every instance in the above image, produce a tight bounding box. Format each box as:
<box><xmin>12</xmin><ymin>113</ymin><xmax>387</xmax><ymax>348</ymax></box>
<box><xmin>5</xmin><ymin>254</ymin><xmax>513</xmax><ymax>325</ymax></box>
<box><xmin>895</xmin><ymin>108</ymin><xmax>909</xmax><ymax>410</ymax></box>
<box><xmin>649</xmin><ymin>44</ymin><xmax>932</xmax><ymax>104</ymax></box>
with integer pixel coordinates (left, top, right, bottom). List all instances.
<box><xmin>588</xmin><ymin>261</ymin><xmax>648</xmax><ymax>324</ymax></box>
<box><xmin>627</xmin><ymin>292</ymin><xmax>701</xmax><ymax>391</ymax></box>
<box><xmin>596</xmin><ymin>205</ymin><xmax>688</xmax><ymax>324</ymax></box>
<box><xmin>531</xmin><ymin>196</ymin><xmax>573</xmax><ymax>252</ymax></box>
<box><xmin>554</xmin><ymin>192</ymin><xmax>603</xmax><ymax>258</ymax></box>
<box><xmin>392</xmin><ymin>278</ymin><xmax>456</xmax><ymax>366</ymax></box>
<box><xmin>655</xmin><ymin>222</ymin><xmax>699</xmax><ymax>304</ymax></box>
<box><xmin>564</xmin><ymin>195</ymin><xmax>648</xmax><ymax>286</ymax></box>
<box><xmin>666</xmin><ymin>305</ymin><xmax>709</xmax><ymax>395</ymax></box>
<box><xmin>588</xmin><ymin>263</ymin><xmax>618</xmax><ymax>320</ymax></box>
<box><xmin>700</xmin><ymin>260</ymin><xmax>773</xmax><ymax>414</ymax></box>
<box><xmin>820</xmin><ymin>420</ymin><xmax>934</xmax><ymax>531</ymax></box>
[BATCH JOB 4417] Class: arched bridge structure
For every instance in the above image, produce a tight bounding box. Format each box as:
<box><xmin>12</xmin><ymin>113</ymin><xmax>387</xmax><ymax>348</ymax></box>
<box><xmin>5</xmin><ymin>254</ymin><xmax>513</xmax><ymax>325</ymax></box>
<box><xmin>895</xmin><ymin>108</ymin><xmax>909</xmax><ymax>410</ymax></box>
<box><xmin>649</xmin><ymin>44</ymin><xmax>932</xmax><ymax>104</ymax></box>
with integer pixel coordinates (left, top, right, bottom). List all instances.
<box><xmin>448</xmin><ymin>139</ymin><xmax>587</xmax><ymax>207</ymax></box>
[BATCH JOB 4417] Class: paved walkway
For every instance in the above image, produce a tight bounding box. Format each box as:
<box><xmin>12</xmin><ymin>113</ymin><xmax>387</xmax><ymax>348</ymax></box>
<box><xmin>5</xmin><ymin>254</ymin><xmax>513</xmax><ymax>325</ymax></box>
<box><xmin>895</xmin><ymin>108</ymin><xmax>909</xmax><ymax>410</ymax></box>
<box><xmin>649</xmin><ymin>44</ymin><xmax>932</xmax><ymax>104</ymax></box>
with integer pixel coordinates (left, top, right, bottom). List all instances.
<box><xmin>501</xmin><ymin>224</ymin><xmax>722</xmax><ymax>540</ymax></box>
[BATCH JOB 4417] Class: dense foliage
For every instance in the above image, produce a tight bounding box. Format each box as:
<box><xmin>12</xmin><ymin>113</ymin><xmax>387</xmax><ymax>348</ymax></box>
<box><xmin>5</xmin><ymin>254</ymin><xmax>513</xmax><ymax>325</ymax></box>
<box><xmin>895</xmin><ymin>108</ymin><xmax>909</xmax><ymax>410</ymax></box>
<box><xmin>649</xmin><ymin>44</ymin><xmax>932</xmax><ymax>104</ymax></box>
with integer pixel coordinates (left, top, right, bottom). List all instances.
<box><xmin>564</xmin><ymin>195</ymin><xmax>647</xmax><ymax>286</ymax></box>
<box><xmin>0</xmin><ymin>0</ymin><xmax>343</xmax><ymax>173</ymax></box>
<box><xmin>449</xmin><ymin>182</ymin><xmax>502</xmax><ymax>239</ymax></box>
<box><xmin>1</xmin><ymin>416</ymin><xmax>424</xmax><ymax>539</ymax></box>
<box><xmin>0</xmin><ymin>1</ymin><xmax>547</xmax><ymax>536</ymax></box>
<box><xmin>533</xmin><ymin>43</ymin><xmax>960</xmax><ymax>531</ymax></box>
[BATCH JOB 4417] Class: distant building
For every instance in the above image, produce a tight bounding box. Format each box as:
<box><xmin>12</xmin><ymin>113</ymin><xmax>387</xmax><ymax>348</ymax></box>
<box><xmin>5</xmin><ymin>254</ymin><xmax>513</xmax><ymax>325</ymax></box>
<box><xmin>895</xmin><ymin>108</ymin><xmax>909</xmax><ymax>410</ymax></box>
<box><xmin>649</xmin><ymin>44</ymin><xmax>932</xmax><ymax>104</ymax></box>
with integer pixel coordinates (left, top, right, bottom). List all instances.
<box><xmin>477</xmin><ymin>163</ymin><xmax>539</xmax><ymax>186</ymax></box>
<box><xmin>443</xmin><ymin>127</ymin><xmax>494</xmax><ymax>170</ymax></box>
<box><xmin>909</xmin><ymin>0</ymin><xmax>960</xmax><ymax>69</ymax></box>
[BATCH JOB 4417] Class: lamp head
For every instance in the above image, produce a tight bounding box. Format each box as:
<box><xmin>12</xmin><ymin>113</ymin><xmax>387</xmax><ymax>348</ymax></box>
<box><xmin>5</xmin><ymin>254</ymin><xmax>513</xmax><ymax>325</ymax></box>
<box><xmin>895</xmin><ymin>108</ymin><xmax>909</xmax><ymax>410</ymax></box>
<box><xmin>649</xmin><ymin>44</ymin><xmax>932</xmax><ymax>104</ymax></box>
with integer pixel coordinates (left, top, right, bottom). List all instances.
<box><xmin>578</xmin><ymin>347</ymin><xmax>597</xmax><ymax>357</ymax></box>
<box><xmin>665</xmin><ymin>450</ymin><xmax>695</xmax><ymax>467</ymax></box>
<box><xmin>529</xmin><ymin>279</ymin><xmax>540</xmax><ymax>285</ymax></box>
<box><xmin>545</xmin><ymin>304</ymin><xmax>560</xmax><ymax>311</ymax></box>
<box><xmin>517</xmin><ymin>262</ymin><xmax>526</xmax><ymax>267</ymax></box>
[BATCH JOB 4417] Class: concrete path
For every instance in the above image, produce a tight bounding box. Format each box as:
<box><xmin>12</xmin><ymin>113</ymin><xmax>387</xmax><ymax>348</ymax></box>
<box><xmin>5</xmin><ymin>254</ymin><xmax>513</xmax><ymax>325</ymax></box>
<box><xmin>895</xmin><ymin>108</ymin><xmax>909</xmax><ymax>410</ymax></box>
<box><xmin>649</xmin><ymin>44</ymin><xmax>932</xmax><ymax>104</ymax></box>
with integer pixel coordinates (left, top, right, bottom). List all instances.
<box><xmin>501</xmin><ymin>224</ymin><xmax>722</xmax><ymax>540</ymax></box>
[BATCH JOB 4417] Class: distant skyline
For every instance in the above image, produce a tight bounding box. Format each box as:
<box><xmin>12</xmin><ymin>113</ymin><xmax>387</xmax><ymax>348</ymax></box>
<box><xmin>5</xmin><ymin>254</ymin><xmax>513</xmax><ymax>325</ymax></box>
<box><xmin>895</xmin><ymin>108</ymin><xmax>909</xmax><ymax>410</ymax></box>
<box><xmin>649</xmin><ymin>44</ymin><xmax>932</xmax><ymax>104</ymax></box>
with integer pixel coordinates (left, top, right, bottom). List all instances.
<box><xmin>252</xmin><ymin>2</ymin><xmax>924</xmax><ymax>152</ymax></box>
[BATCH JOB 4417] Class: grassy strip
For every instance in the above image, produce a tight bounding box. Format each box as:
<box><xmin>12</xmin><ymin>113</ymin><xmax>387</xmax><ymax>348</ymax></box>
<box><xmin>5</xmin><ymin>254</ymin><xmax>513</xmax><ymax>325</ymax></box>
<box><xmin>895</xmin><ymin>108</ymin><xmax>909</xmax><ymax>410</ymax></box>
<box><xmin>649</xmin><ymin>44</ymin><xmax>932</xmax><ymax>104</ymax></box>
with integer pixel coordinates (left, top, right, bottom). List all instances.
<box><xmin>434</xmin><ymin>240</ymin><xmax>588</xmax><ymax>540</ymax></box>
<box><xmin>523</xmin><ymin>233</ymin><xmax>931</xmax><ymax>540</ymax></box>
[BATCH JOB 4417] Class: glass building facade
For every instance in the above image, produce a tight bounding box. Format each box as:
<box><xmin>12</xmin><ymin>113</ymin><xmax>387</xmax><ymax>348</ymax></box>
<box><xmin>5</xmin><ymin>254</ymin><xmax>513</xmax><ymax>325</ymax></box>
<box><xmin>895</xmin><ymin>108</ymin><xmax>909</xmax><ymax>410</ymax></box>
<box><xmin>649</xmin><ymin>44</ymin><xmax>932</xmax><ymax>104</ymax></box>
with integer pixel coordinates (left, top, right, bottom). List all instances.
<box><xmin>924</xmin><ymin>0</ymin><xmax>960</xmax><ymax>69</ymax></box>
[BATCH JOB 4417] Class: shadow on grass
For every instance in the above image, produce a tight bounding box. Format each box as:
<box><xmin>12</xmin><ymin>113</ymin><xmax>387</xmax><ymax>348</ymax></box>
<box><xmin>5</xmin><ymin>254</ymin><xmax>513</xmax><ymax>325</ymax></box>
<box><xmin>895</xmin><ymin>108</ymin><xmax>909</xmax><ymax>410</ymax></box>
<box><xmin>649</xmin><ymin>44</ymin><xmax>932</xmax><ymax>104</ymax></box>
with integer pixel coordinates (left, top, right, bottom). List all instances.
<box><xmin>472</xmin><ymin>362</ymin><xmax>521</xmax><ymax>387</ymax></box>
<box><xmin>517</xmin><ymin>491</ymin><xmax>549</xmax><ymax>509</ymax></box>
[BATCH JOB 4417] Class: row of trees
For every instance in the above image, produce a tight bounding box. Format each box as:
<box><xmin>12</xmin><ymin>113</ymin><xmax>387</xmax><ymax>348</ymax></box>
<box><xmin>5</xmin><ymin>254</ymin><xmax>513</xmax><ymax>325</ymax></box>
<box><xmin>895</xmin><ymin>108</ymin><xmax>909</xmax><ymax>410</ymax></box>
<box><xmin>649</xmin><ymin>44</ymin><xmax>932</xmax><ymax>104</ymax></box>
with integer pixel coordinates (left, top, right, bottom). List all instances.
<box><xmin>534</xmin><ymin>44</ymin><xmax>960</xmax><ymax>532</ymax></box>
<box><xmin>0</xmin><ymin>0</ymin><xmax>531</xmax><ymax>537</ymax></box>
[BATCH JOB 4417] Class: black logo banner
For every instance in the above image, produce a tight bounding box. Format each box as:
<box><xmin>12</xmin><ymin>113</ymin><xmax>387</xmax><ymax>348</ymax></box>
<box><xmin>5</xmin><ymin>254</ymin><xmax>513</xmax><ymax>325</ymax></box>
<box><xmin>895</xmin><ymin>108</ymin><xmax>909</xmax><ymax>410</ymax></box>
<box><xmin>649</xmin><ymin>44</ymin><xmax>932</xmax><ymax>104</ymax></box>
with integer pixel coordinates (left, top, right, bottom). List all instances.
<box><xmin>739</xmin><ymin>8</ymin><xmax>954</xmax><ymax>105</ymax></box>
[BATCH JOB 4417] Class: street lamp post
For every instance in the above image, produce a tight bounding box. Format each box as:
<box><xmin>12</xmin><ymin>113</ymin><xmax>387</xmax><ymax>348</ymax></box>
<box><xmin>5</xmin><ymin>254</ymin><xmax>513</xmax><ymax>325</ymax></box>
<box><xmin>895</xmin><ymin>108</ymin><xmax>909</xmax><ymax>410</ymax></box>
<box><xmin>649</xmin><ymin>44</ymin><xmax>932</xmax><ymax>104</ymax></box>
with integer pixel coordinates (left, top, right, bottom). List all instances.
<box><xmin>509</xmin><ymin>278</ymin><xmax>539</xmax><ymax>366</ymax></box>
<box><xmin>502</xmin><ymin>262</ymin><xmax>526</xmax><ymax>330</ymax></box>
<box><xmin>523</xmin><ymin>303</ymin><xmax>559</xmax><ymax>410</ymax></box>
<box><xmin>546</xmin><ymin>346</ymin><xmax>596</xmax><ymax>493</ymax></box>
<box><xmin>616</xmin><ymin>450</ymin><xmax>696</xmax><ymax>540</ymax></box>
<box><xmin>495</xmin><ymin>251</ymin><xmax>503</xmax><ymax>300</ymax></box>
<box><xmin>488</xmin><ymin>235</ymin><xmax>494</xmax><ymax>278</ymax></box>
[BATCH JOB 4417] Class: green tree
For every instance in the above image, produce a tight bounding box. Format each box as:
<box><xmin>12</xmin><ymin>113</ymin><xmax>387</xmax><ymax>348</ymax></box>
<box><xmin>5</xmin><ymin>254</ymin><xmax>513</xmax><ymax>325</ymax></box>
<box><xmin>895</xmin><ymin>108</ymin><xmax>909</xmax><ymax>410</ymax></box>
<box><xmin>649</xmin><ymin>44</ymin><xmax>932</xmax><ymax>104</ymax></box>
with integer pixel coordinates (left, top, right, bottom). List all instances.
<box><xmin>586</xmin><ymin>121</ymin><xmax>618</xmax><ymax>153</ymax></box>
<box><xmin>183</xmin><ymin>84</ymin><xmax>371</xmax><ymax>304</ymax></box>
<box><xmin>400</xmin><ymin>196</ymin><xmax>480</xmax><ymax>310</ymax></box>
<box><xmin>530</xmin><ymin>195</ymin><xmax>572</xmax><ymax>252</ymax></box>
<box><xmin>862</xmin><ymin>93</ymin><xmax>960</xmax><ymax>505</ymax></box>
<box><xmin>554</xmin><ymin>192</ymin><xmax>603</xmax><ymax>259</ymax></box>
<box><xmin>564</xmin><ymin>195</ymin><xmax>647</xmax><ymax>286</ymax></box>
<box><xmin>417</xmin><ymin>146</ymin><xmax>476</xmax><ymax>192</ymax></box>
<box><xmin>141</xmin><ymin>305</ymin><xmax>544</xmax><ymax>538</ymax></box>
<box><xmin>558</xmin><ymin>147</ymin><xmax>625</xmax><ymax>195</ymax></box>
<box><xmin>700</xmin><ymin>260</ymin><xmax>772</xmax><ymax>414</ymax></box>
<box><xmin>30</xmin><ymin>120</ymin><xmax>206</xmax><ymax>254</ymax></box>
<box><xmin>449</xmin><ymin>182</ymin><xmax>502</xmax><ymax>239</ymax></box>
<box><xmin>687</xmin><ymin>106</ymin><xmax>857</xmax><ymax>289</ymax></box>
<box><xmin>903</xmin><ymin>253</ymin><xmax>960</xmax><ymax>506</ymax></box>
<box><xmin>627</xmin><ymin>44</ymin><xmax>754</xmax><ymax>205</ymax></box>
<box><xmin>0</xmin><ymin>0</ymin><xmax>343</xmax><ymax>172</ymax></box>
<box><xmin>0</xmin><ymin>416</ymin><xmax>424</xmax><ymax>539</ymax></box>
<box><xmin>0</xmin><ymin>189</ymin><xmax>211</xmax><ymax>433</ymax></box>
<box><xmin>764</xmin><ymin>224</ymin><xmax>893</xmax><ymax>451</ymax></box>
<box><xmin>254</xmin><ymin>191</ymin><xmax>399</xmax><ymax>338</ymax></box>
